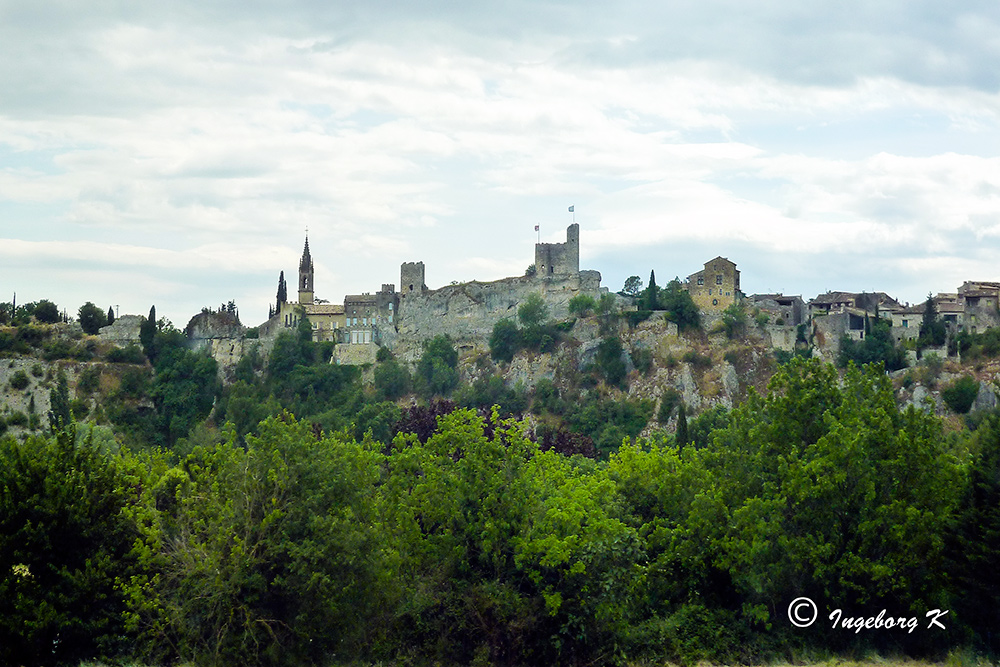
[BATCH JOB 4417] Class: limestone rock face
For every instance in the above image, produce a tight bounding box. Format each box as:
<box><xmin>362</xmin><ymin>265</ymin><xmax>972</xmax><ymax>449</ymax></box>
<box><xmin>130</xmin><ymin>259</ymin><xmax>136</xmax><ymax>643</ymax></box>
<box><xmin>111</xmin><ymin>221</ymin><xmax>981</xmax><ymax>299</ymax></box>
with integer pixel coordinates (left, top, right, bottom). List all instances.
<box><xmin>98</xmin><ymin>315</ymin><xmax>144</xmax><ymax>345</ymax></box>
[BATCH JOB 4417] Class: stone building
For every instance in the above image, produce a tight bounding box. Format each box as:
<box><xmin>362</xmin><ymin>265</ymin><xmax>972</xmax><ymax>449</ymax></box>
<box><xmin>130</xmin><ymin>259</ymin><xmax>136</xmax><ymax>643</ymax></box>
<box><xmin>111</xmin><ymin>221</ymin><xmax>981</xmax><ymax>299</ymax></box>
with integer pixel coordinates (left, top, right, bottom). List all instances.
<box><xmin>535</xmin><ymin>224</ymin><xmax>580</xmax><ymax>277</ymax></box>
<box><xmin>343</xmin><ymin>284</ymin><xmax>399</xmax><ymax>345</ymax></box>
<box><xmin>958</xmin><ymin>281</ymin><xmax>1000</xmax><ymax>333</ymax></box>
<box><xmin>685</xmin><ymin>257</ymin><xmax>741</xmax><ymax>311</ymax></box>
<box><xmin>749</xmin><ymin>293</ymin><xmax>806</xmax><ymax>327</ymax></box>
<box><xmin>259</xmin><ymin>235</ymin><xmax>347</xmax><ymax>342</ymax></box>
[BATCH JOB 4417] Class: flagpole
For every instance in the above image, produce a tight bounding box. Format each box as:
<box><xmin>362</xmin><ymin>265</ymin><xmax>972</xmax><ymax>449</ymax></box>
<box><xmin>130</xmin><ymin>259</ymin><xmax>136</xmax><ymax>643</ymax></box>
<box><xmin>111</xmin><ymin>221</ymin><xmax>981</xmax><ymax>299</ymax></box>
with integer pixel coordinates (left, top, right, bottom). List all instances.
<box><xmin>569</xmin><ymin>204</ymin><xmax>575</xmax><ymax>223</ymax></box>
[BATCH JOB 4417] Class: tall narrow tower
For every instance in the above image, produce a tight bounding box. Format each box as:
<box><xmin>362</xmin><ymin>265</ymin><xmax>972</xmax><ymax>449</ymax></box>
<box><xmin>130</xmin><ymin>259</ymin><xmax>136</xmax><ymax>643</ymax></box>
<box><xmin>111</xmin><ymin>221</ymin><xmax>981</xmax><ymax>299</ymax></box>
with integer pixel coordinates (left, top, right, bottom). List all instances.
<box><xmin>298</xmin><ymin>235</ymin><xmax>315</xmax><ymax>305</ymax></box>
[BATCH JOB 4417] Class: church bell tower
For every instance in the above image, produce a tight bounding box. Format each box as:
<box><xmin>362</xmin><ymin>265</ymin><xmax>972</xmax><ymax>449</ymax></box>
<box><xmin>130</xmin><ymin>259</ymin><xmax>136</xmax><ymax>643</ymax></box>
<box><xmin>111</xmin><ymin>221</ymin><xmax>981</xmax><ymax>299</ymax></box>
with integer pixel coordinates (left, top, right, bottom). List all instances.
<box><xmin>298</xmin><ymin>234</ymin><xmax>315</xmax><ymax>305</ymax></box>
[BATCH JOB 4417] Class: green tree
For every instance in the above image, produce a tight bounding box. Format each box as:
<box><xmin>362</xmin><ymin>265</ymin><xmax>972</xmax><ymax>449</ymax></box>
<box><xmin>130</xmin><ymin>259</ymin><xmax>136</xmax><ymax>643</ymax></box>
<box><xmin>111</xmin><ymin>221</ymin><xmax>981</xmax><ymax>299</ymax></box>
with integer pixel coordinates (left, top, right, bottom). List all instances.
<box><xmin>416</xmin><ymin>335</ymin><xmax>459</xmax><ymax>397</ymax></box>
<box><xmin>77</xmin><ymin>301</ymin><xmax>108</xmax><ymax>335</ymax></box>
<box><xmin>152</xmin><ymin>415</ymin><xmax>385</xmax><ymax>665</ymax></box>
<box><xmin>568</xmin><ymin>293</ymin><xmax>597</xmax><ymax>317</ymax></box>
<box><xmin>374</xmin><ymin>354</ymin><xmax>412</xmax><ymax>400</ymax></box>
<box><xmin>140</xmin><ymin>305</ymin><xmax>157</xmax><ymax>361</ymax></box>
<box><xmin>47</xmin><ymin>370</ymin><xmax>71</xmax><ymax>432</ymax></box>
<box><xmin>518</xmin><ymin>292</ymin><xmax>549</xmax><ymax>330</ymax></box>
<box><xmin>489</xmin><ymin>318</ymin><xmax>521</xmax><ymax>363</ymax></box>
<box><xmin>106</xmin><ymin>305</ymin><xmax>115</xmax><ymax>325</ymax></box>
<box><xmin>620</xmin><ymin>275</ymin><xmax>643</xmax><ymax>298</ymax></box>
<box><xmin>661</xmin><ymin>279</ymin><xmax>701</xmax><ymax>331</ymax></box>
<box><xmin>643</xmin><ymin>270</ymin><xmax>660</xmax><ymax>310</ymax></box>
<box><xmin>33</xmin><ymin>300</ymin><xmax>60</xmax><ymax>324</ymax></box>
<box><xmin>949</xmin><ymin>415</ymin><xmax>1000</xmax><ymax>653</ymax></box>
<box><xmin>596</xmin><ymin>336</ymin><xmax>627</xmax><ymax>388</ymax></box>
<box><xmin>675</xmin><ymin>401</ymin><xmax>688</xmax><ymax>446</ymax></box>
<box><xmin>0</xmin><ymin>428</ymin><xmax>146</xmax><ymax>666</ymax></box>
<box><xmin>942</xmin><ymin>375</ymin><xmax>979</xmax><ymax>414</ymax></box>
<box><xmin>918</xmin><ymin>293</ymin><xmax>946</xmax><ymax>349</ymax></box>
<box><xmin>838</xmin><ymin>316</ymin><xmax>906</xmax><ymax>371</ymax></box>
<box><xmin>719</xmin><ymin>302</ymin><xmax>747</xmax><ymax>339</ymax></box>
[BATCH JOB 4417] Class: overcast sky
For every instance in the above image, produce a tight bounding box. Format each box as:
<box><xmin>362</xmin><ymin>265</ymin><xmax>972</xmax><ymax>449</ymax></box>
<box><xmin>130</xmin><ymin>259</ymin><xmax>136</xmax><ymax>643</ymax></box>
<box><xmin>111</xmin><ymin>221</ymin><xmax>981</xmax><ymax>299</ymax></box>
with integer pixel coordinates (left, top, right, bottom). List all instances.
<box><xmin>3</xmin><ymin>0</ymin><xmax>1000</xmax><ymax>326</ymax></box>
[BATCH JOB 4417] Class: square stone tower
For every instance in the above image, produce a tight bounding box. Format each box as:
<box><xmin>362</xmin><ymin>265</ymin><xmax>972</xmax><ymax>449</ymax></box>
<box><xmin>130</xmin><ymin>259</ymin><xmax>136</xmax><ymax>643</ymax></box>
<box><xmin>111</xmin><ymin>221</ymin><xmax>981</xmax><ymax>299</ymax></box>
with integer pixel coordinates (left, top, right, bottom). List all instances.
<box><xmin>534</xmin><ymin>224</ymin><xmax>580</xmax><ymax>277</ymax></box>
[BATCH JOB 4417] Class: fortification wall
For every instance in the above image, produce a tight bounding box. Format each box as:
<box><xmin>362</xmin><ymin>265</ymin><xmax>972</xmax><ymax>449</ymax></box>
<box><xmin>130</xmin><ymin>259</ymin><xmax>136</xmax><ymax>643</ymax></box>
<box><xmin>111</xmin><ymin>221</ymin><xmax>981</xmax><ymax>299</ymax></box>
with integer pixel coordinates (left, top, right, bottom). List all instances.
<box><xmin>392</xmin><ymin>269</ymin><xmax>602</xmax><ymax>362</ymax></box>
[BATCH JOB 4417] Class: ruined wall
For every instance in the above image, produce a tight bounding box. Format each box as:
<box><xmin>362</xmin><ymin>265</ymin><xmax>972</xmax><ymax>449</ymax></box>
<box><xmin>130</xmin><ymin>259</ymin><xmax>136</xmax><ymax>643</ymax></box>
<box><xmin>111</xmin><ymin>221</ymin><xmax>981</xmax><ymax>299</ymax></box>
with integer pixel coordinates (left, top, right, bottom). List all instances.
<box><xmin>392</xmin><ymin>269</ymin><xmax>602</xmax><ymax>362</ymax></box>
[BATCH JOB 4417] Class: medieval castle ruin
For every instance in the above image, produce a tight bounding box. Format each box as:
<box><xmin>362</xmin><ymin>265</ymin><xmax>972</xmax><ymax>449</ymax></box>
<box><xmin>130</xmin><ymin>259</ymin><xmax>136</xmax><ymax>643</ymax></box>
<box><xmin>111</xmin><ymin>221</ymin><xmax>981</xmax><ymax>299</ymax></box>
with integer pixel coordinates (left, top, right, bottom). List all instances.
<box><xmin>258</xmin><ymin>224</ymin><xmax>604</xmax><ymax>363</ymax></box>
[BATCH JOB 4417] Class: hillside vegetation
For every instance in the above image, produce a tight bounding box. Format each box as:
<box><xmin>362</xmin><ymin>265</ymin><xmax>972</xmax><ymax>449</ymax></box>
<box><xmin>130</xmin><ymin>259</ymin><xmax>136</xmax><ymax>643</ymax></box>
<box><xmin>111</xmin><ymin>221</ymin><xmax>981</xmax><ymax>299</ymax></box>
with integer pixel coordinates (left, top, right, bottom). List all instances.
<box><xmin>1</xmin><ymin>295</ymin><xmax>1000</xmax><ymax>666</ymax></box>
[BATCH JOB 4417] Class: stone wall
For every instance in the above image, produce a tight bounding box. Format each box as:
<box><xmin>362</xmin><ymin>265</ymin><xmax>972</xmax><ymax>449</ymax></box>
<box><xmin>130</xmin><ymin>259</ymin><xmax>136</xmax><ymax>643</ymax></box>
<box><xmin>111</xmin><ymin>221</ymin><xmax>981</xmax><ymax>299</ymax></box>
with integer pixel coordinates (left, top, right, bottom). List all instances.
<box><xmin>392</xmin><ymin>270</ymin><xmax>603</xmax><ymax>362</ymax></box>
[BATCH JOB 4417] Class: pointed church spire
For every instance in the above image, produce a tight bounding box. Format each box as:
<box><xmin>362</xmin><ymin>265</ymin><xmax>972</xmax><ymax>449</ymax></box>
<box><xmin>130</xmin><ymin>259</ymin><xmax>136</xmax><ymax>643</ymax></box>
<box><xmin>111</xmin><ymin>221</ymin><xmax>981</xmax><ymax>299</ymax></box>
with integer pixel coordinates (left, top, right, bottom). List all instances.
<box><xmin>298</xmin><ymin>233</ymin><xmax>315</xmax><ymax>305</ymax></box>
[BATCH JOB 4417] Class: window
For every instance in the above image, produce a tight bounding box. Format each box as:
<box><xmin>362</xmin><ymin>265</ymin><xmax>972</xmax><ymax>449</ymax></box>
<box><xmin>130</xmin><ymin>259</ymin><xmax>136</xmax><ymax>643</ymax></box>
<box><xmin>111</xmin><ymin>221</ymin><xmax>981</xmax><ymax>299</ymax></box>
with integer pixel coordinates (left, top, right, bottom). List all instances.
<box><xmin>716</xmin><ymin>275</ymin><xmax>723</xmax><ymax>285</ymax></box>
<box><xmin>389</xmin><ymin>302</ymin><xmax>393</xmax><ymax>311</ymax></box>
<box><xmin>697</xmin><ymin>276</ymin><xmax>704</xmax><ymax>286</ymax></box>
<box><xmin>712</xmin><ymin>298</ymin><xmax>719</xmax><ymax>306</ymax></box>
<box><xmin>902</xmin><ymin>320</ymin><xmax>908</xmax><ymax>328</ymax></box>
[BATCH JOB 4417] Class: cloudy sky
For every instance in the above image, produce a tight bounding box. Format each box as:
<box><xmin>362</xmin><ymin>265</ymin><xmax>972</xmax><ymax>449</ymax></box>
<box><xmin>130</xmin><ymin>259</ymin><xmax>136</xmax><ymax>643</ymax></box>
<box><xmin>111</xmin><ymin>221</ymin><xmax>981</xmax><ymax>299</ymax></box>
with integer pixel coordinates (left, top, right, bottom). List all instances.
<box><xmin>3</xmin><ymin>1</ymin><xmax>1000</xmax><ymax>326</ymax></box>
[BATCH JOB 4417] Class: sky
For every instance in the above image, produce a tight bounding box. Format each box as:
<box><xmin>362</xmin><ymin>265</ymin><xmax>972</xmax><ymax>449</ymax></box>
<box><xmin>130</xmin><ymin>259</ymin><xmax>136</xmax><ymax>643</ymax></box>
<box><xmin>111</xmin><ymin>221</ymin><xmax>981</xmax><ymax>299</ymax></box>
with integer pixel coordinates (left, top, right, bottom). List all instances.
<box><xmin>3</xmin><ymin>0</ymin><xmax>1000</xmax><ymax>327</ymax></box>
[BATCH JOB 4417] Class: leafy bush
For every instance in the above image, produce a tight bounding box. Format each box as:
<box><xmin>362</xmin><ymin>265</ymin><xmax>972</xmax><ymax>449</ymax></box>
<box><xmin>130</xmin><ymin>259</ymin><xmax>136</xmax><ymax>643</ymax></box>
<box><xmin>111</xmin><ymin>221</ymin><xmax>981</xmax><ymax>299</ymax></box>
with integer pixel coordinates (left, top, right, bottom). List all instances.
<box><xmin>416</xmin><ymin>335</ymin><xmax>459</xmax><ymax>397</ymax></box>
<box><xmin>596</xmin><ymin>336</ymin><xmax>628</xmax><ymax>387</ymax></box>
<box><xmin>9</xmin><ymin>370</ymin><xmax>29</xmax><ymax>390</ymax></box>
<box><xmin>657</xmin><ymin>388</ymin><xmax>682</xmax><ymax>423</ymax></box>
<box><xmin>107</xmin><ymin>344</ymin><xmax>147</xmax><ymax>364</ymax></box>
<box><xmin>568</xmin><ymin>293</ymin><xmax>597</xmax><ymax>317</ymax></box>
<box><xmin>489</xmin><ymin>319</ymin><xmax>521</xmax><ymax>363</ymax></box>
<box><xmin>682</xmin><ymin>350</ymin><xmax>712</xmax><ymax>369</ymax></box>
<box><xmin>943</xmin><ymin>375</ymin><xmax>980</xmax><ymax>414</ymax></box>
<box><xmin>631</xmin><ymin>346</ymin><xmax>654</xmax><ymax>375</ymax></box>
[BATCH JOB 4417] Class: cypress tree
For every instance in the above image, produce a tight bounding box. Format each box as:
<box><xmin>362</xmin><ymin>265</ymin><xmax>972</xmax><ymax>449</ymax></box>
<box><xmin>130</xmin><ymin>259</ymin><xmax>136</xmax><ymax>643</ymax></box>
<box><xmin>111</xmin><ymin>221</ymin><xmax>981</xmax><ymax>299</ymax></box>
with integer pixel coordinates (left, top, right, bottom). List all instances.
<box><xmin>140</xmin><ymin>305</ymin><xmax>157</xmax><ymax>362</ymax></box>
<box><xmin>107</xmin><ymin>306</ymin><xmax>115</xmax><ymax>325</ymax></box>
<box><xmin>646</xmin><ymin>270</ymin><xmax>659</xmax><ymax>310</ymax></box>
<box><xmin>676</xmin><ymin>402</ymin><xmax>688</xmax><ymax>446</ymax></box>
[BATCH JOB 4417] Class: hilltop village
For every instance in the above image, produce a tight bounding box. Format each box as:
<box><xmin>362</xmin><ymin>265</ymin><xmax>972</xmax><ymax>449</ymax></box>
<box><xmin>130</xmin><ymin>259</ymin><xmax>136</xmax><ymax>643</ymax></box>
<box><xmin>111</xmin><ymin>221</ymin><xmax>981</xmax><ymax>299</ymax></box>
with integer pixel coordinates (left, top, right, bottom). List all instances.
<box><xmin>227</xmin><ymin>223</ymin><xmax>995</xmax><ymax>369</ymax></box>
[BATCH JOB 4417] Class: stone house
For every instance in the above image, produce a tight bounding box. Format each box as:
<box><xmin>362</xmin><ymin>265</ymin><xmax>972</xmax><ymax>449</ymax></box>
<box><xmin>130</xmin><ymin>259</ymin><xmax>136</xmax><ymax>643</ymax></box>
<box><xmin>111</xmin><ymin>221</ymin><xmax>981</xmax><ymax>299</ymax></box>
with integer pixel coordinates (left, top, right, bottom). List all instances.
<box><xmin>749</xmin><ymin>293</ymin><xmax>806</xmax><ymax>327</ymax></box>
<box><xmin>685</xmin><ymin>257</ymin><xmax>741</xmax><ymax>312</ymax></box>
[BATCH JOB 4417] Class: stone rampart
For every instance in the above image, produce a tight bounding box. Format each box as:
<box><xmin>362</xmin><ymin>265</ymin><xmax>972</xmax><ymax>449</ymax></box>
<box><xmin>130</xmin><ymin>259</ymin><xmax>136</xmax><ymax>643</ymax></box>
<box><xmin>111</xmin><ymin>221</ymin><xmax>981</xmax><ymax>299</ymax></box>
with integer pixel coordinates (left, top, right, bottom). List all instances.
<box><xmin>393</xmin><ymin>270</ymin><xmax>602</xmax><ymax>362</ymax></box>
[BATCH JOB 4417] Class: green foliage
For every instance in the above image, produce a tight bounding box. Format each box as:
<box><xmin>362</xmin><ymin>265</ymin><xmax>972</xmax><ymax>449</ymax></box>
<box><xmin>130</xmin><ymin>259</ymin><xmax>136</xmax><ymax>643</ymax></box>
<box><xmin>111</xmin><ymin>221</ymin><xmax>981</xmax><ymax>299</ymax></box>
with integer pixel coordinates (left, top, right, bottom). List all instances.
<box><xmin>77</xmin><ymin>301</ymin><xmax>108</xmax><ymax>335</ymax></box>
<box><xmin>949</xmin><ymin>414</ymin><xmax>1000</xmax><ymax>653</ymax></box>
<box><xmin>565</xmin><ymin>394</ymin><xmax>654</xmax><ymax>456</ymax></box>
<box><xmin>374</xmin><ymin>354</ymin><xmax>412</xmax><ymax>400</ymax></box>
<box><xmin>139</xmin><ymin>306</ymin><xmax>157</xmax><ymax>362</ymax></box>
<box><xmin>0</xmin><ymin>427</ymin><xmax>145</xmax><ymax>666</ymax></box>
<box><xmin>682</xmin><ymin>350</ymin><xmax>712</xmax><ymax>369</ymax></box>
<box><xmin>661</xmin><ymin>279</ymin><xmax>701</xmax><ymax>331</ymax></box>
<box><xmin>33</xmin><ymin>299</ymin><xmax>60</xmax><ymax>324</ymax></box>
<box><xmin>838</xmin><ymin>316</ymin><xmax>906</xmax><ymax>371</ymax></box>
<box><xmin>455</xmin><ymin>375</ymin><xmax>527</xmax><ymax>418</ymax></box>
<box><xmin>625</xmin><ymin>309</ymin><xmax>653</xmax><ymax>327</ymax></box>
<box><xmin>918</xmin><ymin>293</ymin><xmax>947</xmax><ymax>349</ymax></box>
<box><xmin>568</xmin><ymin>293</ymin><xmax>597</xmax><ymax>317</ymax></box>
<box><xmin>675</xmin><ymin>402</ymin><xmax>688</xmax><ymax>445</ymax></box>
<box><xmin>595</xmin><ymin>336</ymin><xmax>628</xmax><ymax>387</ymax></box>
<box><xmin>107</xmin><ymin>344</ymin><xmax>146</xmax><ymax>364</ymax></box>
<box><xmin>9</xmin><ymin>369</ymin><xmax>29</xmax><ymax>390</ymax></box>
<box><xmin>518</xmin><ymin>292</ymin><xmax>549</xmax><ymax>330</ymax></box>
<box><xmin>942</xmin><ymin>375</ymin><xmax>980</xmax><ymax>414</ymax></box>
<box><xmin>620</xmin><ymin>275</ymin><xmax>643</xmax><ymax>298</ymax></box>
<box><xmin>489</xmin><ymin>318</ymin><xmax>521</xmax><ymax>363</ymax></box>
<box><xmin>631</xmin><ymin>345</ymin><xmax>654</xmax><ymax>374</ymax></box>
<box><xmin>718</xmin><ymin>302</ymin><xmax>747</xmax><ymax>339</ymax></box>
<box><xmin>152</xmin><ymin>415</ymin><xmax>385</xmax><ymax>665</ymax></box>
<box><xmin>416</xmin><ymin>334</ymin><xmax>459</xmax><ymax>397</ymax></box>
<box><xmin>657</xmin><ymin>388</ymin><xmax>681</xmax><ymax>423</ymax></box>
<box><xmin>47</xmin><ymin>370</ymin><xmax>72</xmax><ymax>431</ymax></box>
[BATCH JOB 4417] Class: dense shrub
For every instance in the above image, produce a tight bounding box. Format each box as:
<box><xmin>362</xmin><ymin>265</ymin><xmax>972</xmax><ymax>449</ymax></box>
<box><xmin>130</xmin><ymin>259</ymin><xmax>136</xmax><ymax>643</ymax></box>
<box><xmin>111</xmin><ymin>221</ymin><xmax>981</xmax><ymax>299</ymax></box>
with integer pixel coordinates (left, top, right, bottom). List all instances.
<box><xmin>9</xmin><ymin>370</ymin><xmax>29</xmax><ymax>390</ymax></box>
<box><xmin>942</xmin><ymin>375</ymin><xmax>980</xmax><ymax>414</ymax></box>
